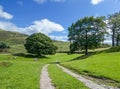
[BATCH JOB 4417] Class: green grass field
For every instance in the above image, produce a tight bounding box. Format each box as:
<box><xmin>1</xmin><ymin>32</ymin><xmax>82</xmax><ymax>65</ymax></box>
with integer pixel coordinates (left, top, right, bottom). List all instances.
<box><xmin>0</xmin><ymin>54</ymin><xmax>44</xmax><ymax>89</ymax></box>
<box><xmin>1</xmin><ymin>45</ymin><xmax>120</xmax><ymax>89</ymax></box>
<box><xmin>0</xmin><ymin>53</ymin><xmax>80</xmax><ymax>89</ymax></box>
<box><xmin>48</xmin><ymin>64</ymin><xmax>89</xmax><ymax>89</ymax></box>
<box><xmin>62</xmin><ymin>52</ymin><xmax>120</xmax><ymax>86</ymax></box>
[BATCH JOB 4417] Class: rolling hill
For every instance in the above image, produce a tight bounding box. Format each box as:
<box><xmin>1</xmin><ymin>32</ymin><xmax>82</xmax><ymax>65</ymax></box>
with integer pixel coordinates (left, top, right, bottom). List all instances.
<box><xmin>0</xmin><ymin>29</ymin><xmax>28</xmax><ymax>45</ymax></box>
<box><xmin>0</xmin><ymin>29</ymin><xmax>70</xmax><ymax>53</ymax></box>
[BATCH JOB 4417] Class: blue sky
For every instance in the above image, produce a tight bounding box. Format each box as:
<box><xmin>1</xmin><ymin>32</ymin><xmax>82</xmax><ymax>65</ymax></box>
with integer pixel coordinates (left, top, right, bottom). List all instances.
<box><xmin>0</xmin><ymin>0</ymin><xmax>120</xmax><ymax>42</ymax></box>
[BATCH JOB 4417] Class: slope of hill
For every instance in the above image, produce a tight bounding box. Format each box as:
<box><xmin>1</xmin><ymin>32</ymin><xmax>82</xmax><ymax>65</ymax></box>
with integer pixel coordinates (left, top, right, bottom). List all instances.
<box><xmin>0</xmin><ymin>29</ymin><xmax>70</xmax><ymax>53</ymax></box>
<box><xmin>62</xmin><ymin>51</ymin><xmax>120</xmax><ymax>87</ymax></box>
<box><xmin>0</xmin><ymin>29</ymin><xmax>28</xmax><ymax>45</ymax></box>
<box><xmin>53</xmin><ymin>40</ymin><xmax>70</xmax><ymax>52</ymax></box>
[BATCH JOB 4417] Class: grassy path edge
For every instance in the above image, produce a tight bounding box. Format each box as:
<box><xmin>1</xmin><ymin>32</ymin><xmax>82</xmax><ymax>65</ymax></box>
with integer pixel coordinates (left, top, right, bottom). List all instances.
<box><xmin>40</xmin><ymin>64</ymin><xmax>55</xmax><ymax>89</ymax></box>
<box><xmin>57</xmin><ymin>64</ymin><xmax>118</xmax><ymax>89</ymax></box>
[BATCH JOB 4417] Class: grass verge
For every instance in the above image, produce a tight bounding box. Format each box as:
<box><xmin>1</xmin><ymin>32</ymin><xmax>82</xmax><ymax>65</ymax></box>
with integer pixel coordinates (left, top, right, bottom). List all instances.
<box><xmin>48</xmin><ymin>64</ymin><xmax>89</xmax><ymax>89</ymax></box>
<box><xmin>61</xmin><ymin>52</ymin><xmax>120</xmax><ymax>87</ymax></box>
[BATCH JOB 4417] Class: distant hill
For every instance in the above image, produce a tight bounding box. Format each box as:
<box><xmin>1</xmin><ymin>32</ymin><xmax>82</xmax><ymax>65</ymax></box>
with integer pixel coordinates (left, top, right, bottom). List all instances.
<box><xmin>53</xmin><ymin>40</ymin><xmax>70</xmax><ymax>52</ymax></box>
<box><xmin>0</xmin><ymin>29</ymin><xmax>28</xmax><ymax>45</ymax></box>
<box><xmin>0</xmin><ymin>29</ymin><xmax>70</xmax><ymax>53</ymax></box>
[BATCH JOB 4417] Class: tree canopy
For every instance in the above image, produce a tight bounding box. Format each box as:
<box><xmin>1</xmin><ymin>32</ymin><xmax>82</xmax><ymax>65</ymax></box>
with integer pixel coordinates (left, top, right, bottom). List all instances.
<box><xmin>68</xmin><ymin>16</ymin><xmax>106</xmax><ymax>55</ymax></box>
<box><xmin>108</xmin><ymin>12</ymin><xmax>120</xmax><ymax>46</ymax></box>
<box><xmin>24</xmin><ymin>33</ymin><xmax>57</xmax><ymax>56</ymax></box>
<box><xmin>0</xmin><ymin>42</ymin><xmax>9</xmax><ymax>49</ymax></box>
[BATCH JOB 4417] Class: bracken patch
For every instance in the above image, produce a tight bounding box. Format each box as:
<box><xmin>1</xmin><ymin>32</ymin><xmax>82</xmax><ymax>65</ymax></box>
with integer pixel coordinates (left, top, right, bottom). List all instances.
<box><xmin>0</xmin><ymin>62</ymin><xmax>12</xmax><ymax>67</ymax></box>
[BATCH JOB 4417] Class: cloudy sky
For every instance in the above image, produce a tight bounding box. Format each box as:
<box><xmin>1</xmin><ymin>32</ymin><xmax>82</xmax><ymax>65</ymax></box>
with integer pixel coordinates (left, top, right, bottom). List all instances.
<box><xmin>0</xmin><ymin>0</ymin><xmax>120</xmax><ymax>42</ymax></box>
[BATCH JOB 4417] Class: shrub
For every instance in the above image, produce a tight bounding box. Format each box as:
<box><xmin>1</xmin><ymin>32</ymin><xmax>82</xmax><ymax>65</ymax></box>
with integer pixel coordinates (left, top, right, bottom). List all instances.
<box><xmin>106</xmin><ymin>46</ymin><xmax>120</xmax><ymax>52</ymax></box>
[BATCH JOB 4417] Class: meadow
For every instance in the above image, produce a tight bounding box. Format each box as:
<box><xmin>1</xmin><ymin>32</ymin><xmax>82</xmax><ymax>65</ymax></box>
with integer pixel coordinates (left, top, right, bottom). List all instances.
<box><xmin>48</xmin><ymin>64</ymin><xmax>89</xmax><ymax>89</ymax></box>
<box><xmin>0</xmin><ymin>53</ymin><xmax>80</xmax><ymax>89</ymax></box>
<box><xmin>61</xmin><ymin>52</ymin><xmax>120</xmax><ymax>87</ymax></box>
<box><xmin>1</xmin><ymin>50</ymin><xmax>120</xmax><ymax>88</ymax></box>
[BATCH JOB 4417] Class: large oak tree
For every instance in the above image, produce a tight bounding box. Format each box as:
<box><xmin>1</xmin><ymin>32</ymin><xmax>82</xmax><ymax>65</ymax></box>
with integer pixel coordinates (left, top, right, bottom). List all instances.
<box><xmin>24</xmin><ymin>33</ymin><xmax>57</xmax><ymax>56</ymax></box>
<box><xmin>68</xmin><ymin>16</ymin><xmax>106</xmax><ymax>55</ymax></box>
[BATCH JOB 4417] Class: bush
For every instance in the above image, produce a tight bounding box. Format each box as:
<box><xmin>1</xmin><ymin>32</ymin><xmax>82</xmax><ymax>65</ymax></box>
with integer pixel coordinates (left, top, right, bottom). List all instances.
<box><xmin>100</xmin><ymin>43</ymin><xmax>111</xmax><ymax>48</ymax></box>
<box><xmin>106</xmin><ymin>46</ymin><xmax>120</xmax><ymax>52</ymax></box>
<box><xmin>0</xmin><ymin>42</ymin><xmax>10</xmax><ymax>49</ymax></box>
<box><xmin>0</xmin><ymin>42</ymin><xmax>10</xmax><ymax>52</ymax></box>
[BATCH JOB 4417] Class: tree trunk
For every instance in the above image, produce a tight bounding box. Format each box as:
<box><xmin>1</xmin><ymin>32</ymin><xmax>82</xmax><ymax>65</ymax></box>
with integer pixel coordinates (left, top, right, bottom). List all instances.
<box><xmin>116</xmin><ymin>34</ymin><xmax>120</xmax><ymax>46</ymax></box>
<box><xmin>85</xmin><ymin>30</ymin><xmax>88</xmax><ymax>55</ymax></box>
<box><xmin>85</xmin><ymin>44</ymin><xmax>88</xmax><ymax>55</ymax></box>
<box><xmin>112</xmin><ymin>29</ymin><xmax>115</xmax><ymax>47</ymax></box>
<box><xmin>118</xmin><ymin>35</ymin><xmax>120</xmax><ymax>46</ymax></box>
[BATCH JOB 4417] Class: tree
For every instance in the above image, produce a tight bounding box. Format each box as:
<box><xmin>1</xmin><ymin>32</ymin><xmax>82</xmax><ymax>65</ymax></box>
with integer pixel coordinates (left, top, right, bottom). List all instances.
<box><xmin>108</xmin><ymin>12</ymin><xmax>120</xmax><ymax>46</ymax></box>
<box><xmin>68</xmin><ymin>16</ymin><xmax>106</xmax><ymax>55</ymax></box>
<box><xmin>24</xmin><ymin>33</ymin><xmax>57</xmax><ymax>56</ymax></box>
<box><xmin>0</xmin><ymin>42</ymin><xmax>10</xmax><ymax>52</ymax></box>
<box><xmin>0</xmin><ymin>42</ymin><xmax>9</xmax><ymax>49</ymax></box>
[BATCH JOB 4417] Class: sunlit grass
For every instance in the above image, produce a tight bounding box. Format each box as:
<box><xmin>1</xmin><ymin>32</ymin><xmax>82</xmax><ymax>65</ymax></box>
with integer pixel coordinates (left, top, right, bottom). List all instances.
<box><xmin>0</xmin><ymin>53</ymin><xmax>80</xmax><ymax>89</ymax></box>
<box><xmin>48</xmin><ymin>64</ymin><xmax>89</xmax><ymax>89</ymax></box>
<box><xmin>62</xmin><ymin>52</ymin><xmax>120</xmax><ymax>83</ymax></box>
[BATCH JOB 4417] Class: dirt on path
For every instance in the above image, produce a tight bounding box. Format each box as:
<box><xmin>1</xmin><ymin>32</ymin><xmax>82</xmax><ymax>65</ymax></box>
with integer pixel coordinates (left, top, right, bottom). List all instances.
<box><xmin>57</xmin><ymin>64</ymin><xmax>119</xmax><ymax>89</ymax></box>
<box><xmin>40</xmin><ymin>64</ymin><xmax>55</xmax><ymax>89</ymax></box>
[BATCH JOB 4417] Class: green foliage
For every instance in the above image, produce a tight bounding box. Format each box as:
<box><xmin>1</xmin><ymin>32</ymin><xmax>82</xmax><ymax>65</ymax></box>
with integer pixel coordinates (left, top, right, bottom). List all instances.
<box><xmin>48</xmin><ymin>64</ymin><xmax>88</xmax><ymax>89</ymax></box>
<box><xmin>99</xmin><ymin>43</ymin><xmax>111</xmax><ymax>48</ymax></box>
<box><xmin>106</xmin><ymin>46</ymin><xmax>120</xmax><ymax>52</ymax></box>
<box><xmin>108</xmin><ymin>12</ymin><xmax>120</xmax><ymax>46</ymax></box>
<box><xmin>68</xmin><ymin>16</ymin><xmax>106</xmax><ymax>55</ymax></box>
<box><xmin>0</xmin><ymin>42</ymin><xmax>10</xmax><ymax>52</ymax></box>
<box><xmin>24</xmin><ymin>33</ymin><xmax>57</xmax><ymax>56</ymax></box>
<box><xmin>0</xmin><ymin>42</ymin><xmax>9</xmax><ymax>49</ymax></box>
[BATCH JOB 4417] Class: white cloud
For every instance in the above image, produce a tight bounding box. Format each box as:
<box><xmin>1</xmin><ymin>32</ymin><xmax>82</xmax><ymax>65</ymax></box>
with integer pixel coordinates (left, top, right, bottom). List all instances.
<box><xmin>50</xmin><ymin>35</ymin><xmax>67</xmax><ymax>41</ymax></box>
<box><xmin>0</xmin><ymin>19</ymin><xmax>65</xmax><ymax>41</ymax></box>
<box><xmin>24</xmin><ymin>19</ymin><xmax>65</xmax><ymax>35</ymax></box>
<box><xmin>0</xmin><ymin>21</ymin><xmax>19</xmax><ymax>32</ymax></box>
<box><xmin>0</xmin><ymin>5</ymin><xmax>13</xmax><ymax>20</ymax></box>
<box><xmin>33</xmin><ymin>0</ymin><xmax>64</xmax><ymax>4</ymax></box>
<box><xmin>91</xmin><ymin>0</ymin><xmax>104</xmax><ymax>5</ymax></box>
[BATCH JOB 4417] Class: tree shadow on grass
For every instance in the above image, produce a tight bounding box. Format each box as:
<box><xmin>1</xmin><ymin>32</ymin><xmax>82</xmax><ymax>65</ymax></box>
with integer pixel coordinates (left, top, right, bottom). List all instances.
<box><xmin>67</xmin><ymin>52</ymin><xmax>96</xmax><ymax>62</ymax></box>
<box><xmin>49</xmin><ymin>61</ymin><xmax>60</xmax><ymax>64</ymax></box>
<box><xmin>67</xmin><ymin>48</ymin><xmax>113</xmax><ymax>62</ymax></box>
<box><xmin>12</xmin><ymin>53</ymin><xmax>50</xmax><ymax>59</ymax></box>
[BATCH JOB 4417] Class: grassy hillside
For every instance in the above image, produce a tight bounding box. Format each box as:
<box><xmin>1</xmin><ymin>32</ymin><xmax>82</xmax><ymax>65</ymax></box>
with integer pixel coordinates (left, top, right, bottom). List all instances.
<box><xmin>0</xmin><ymin>29</ymin><xmax>27</xmax><ymax>45</ymax></box>
<box><xmin>61</xmin><ymin>52</ymin><xmax>120</xmax><ymax>87</ymax></box>
<box><xmin>0</xmin><ymin>29</ymin><xmax>28</xmax><ymax>53</ymax></box>
<box><xmin>53</xmin><ymin>40</ymin><xmax>70</xmax><ymax>52</ymax></box>
<box><xmin>0</xmin><ymin>30</ymin><xmax>70</xmax><ymax>53</ymax></box>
